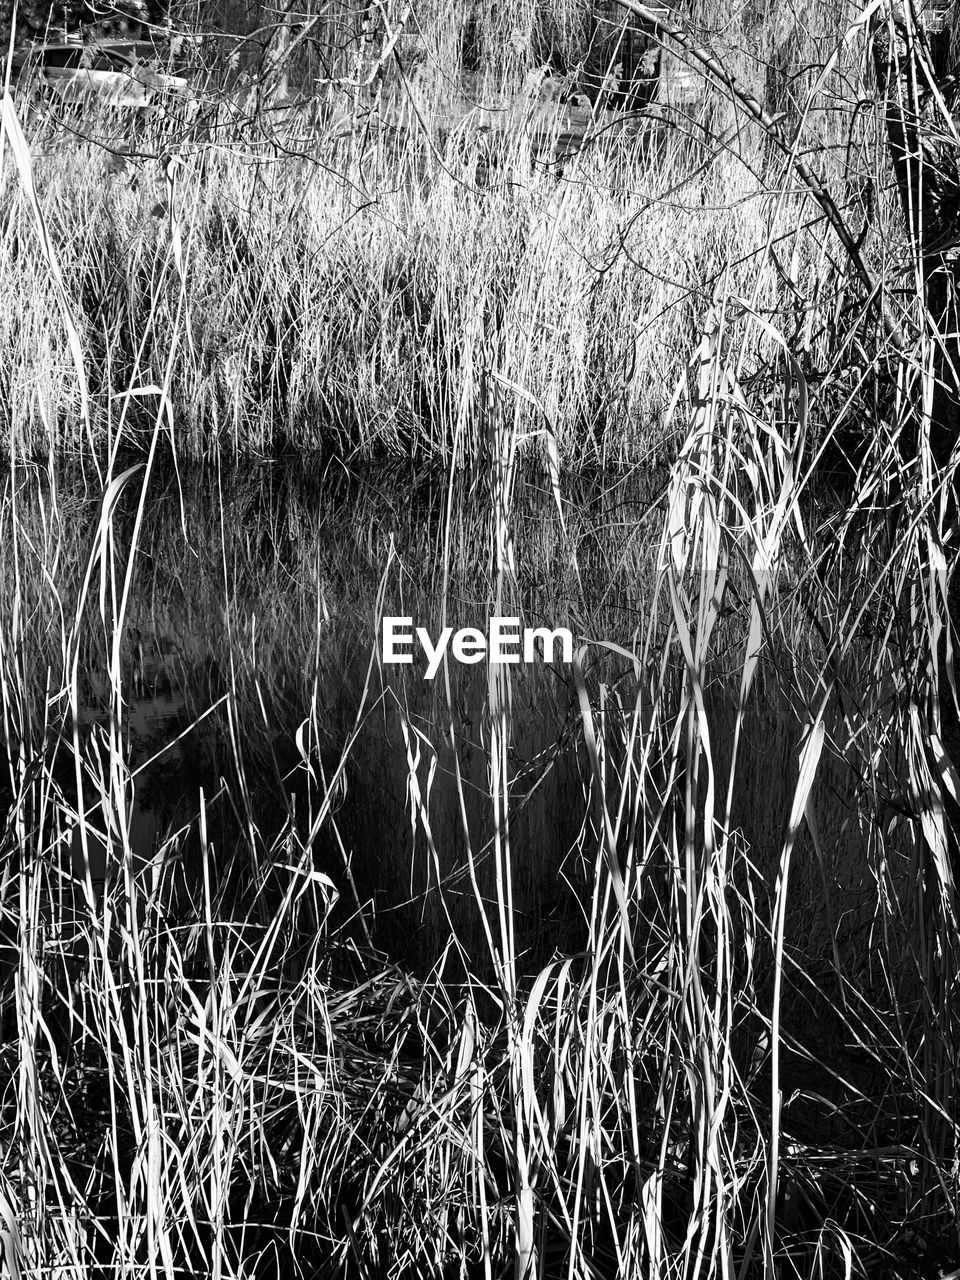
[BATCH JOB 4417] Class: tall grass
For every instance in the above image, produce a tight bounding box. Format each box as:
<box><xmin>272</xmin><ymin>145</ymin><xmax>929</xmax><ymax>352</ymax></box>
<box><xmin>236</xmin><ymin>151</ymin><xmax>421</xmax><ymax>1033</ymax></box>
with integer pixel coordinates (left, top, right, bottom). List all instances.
<box><xmin>0</xmin><ymin>4</ymin><xmax>958</xmax><ymax>1279</ymax></box>
<box><xmin>3</xmin><ymin>67</ymin><xmax>849</xmax><ymax>468</ymax></box>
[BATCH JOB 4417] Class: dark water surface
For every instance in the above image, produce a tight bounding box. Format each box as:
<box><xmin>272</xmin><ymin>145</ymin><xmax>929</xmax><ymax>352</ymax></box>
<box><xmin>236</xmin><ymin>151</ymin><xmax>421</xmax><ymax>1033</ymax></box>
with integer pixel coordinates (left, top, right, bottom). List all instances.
<box><xmin>2</xmin><ymin>455</ymin><xmax>669</xmax><ymax>968</ymax></box>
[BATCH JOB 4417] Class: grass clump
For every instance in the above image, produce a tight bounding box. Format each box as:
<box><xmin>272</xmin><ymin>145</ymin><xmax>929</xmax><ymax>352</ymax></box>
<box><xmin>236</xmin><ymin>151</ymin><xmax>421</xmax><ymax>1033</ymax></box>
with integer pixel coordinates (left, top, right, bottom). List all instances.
<box><xmin>0</xmin><ymin>4</ymin><xmax>958</xmax><ymax>1279</ymax></box>
<box><xmin>3</xmin><ymin>75</ymin><xmax>842</xmax><ymax>468</ymax></box>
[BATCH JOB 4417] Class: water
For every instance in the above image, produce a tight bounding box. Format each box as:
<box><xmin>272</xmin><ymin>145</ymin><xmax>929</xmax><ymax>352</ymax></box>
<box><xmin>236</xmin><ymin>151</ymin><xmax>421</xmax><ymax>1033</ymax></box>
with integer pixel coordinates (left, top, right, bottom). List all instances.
<box><xmin>1</xmin><ymin>454</ymin><xmax>667</xmax><ymax>965</ymax></box>
<box><xmin>66</xmin><ymin>663</ymin><xmax>190</xmax><ymax>897</ymax></box>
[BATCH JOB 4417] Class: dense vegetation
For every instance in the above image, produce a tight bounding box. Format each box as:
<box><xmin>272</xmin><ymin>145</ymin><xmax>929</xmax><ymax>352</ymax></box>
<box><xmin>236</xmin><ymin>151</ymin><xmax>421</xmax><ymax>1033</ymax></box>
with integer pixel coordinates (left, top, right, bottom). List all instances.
<box><xmin>0</xmin><ymin>3</ymin><xmax>957</xmax><ymax>1279</ymax></box>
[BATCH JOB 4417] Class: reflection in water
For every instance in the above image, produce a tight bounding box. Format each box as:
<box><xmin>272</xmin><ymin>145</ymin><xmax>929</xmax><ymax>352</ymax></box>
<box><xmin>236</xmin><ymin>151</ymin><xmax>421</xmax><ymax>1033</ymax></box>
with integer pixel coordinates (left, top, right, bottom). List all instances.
<box><xmin>5</xmin><ymin>456</ymin><xmax>666</xmax><ymax>965</ymax></box>
<box><xmin>66</xmin><ymin>687</ymin><xmax>188</xmax><ymax>899</ymax></box>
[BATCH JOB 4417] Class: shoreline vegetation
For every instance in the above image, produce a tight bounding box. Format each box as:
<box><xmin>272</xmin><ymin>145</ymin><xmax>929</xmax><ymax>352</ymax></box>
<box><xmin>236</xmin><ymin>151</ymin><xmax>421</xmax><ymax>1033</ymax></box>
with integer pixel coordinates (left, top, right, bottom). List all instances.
<box><xmin>0</xmin><ymin>2</ymin><xmax>958</xmax><ymax>1278</ymax></box>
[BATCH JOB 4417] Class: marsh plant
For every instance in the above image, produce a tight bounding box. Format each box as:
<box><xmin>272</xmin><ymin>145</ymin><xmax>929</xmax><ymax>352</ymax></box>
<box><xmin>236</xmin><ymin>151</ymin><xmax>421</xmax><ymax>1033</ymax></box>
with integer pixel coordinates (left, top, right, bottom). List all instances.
<box><xmin>0</xmin><ymin>3</ymin><xmax>957</xmax><ymax>1279</ymax></box>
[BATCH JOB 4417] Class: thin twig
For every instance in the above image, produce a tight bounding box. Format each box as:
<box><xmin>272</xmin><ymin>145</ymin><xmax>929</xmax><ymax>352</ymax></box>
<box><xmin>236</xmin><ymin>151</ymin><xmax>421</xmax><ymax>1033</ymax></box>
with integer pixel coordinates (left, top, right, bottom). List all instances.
<box><xmin>612</xmin><ymin>0</ymin><xmax>905</xmax><ymax>350</ymax></box>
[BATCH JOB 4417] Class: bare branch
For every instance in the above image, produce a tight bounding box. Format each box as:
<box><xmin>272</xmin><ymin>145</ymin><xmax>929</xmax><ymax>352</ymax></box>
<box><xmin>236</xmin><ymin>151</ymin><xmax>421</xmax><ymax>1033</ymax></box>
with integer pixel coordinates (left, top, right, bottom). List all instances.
<box><xmin>612</xmin><ymin>0</ymin><xmax>905</xmax><ymax>351</ymax></box>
